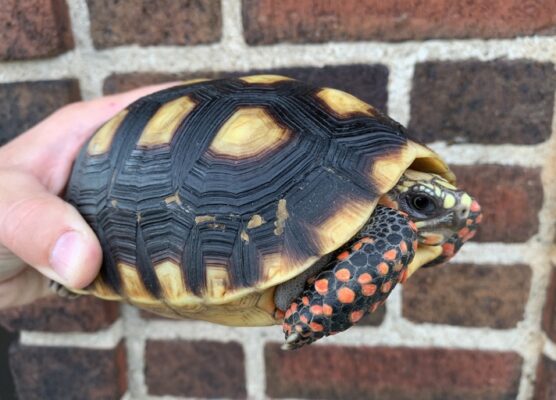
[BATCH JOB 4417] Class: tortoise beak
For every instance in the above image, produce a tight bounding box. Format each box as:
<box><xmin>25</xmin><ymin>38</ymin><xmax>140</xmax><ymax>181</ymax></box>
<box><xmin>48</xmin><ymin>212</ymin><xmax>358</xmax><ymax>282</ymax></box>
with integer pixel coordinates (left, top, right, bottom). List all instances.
<box><xmin>405</xmin><ymin>244</ymin><xmax>442</xmax><ymax>279</ymax></box>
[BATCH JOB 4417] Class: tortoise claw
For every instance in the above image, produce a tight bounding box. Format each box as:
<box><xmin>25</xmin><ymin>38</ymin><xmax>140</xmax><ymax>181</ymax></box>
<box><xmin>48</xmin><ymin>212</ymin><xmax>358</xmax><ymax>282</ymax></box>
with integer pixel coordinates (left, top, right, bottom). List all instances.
<box><xmin>281</xmin><ymin>332</ymin><xmax>301</xmax><ymax>350</ymax></box>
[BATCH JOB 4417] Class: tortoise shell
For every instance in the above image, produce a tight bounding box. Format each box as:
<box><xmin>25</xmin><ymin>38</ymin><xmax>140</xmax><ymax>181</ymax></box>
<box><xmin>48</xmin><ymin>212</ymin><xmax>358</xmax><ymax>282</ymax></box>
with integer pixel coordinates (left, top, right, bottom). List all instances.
<box><xmin>66</xmin><ymin>75</ymin><xmax>453</xmax><ymax>325</ymax></box>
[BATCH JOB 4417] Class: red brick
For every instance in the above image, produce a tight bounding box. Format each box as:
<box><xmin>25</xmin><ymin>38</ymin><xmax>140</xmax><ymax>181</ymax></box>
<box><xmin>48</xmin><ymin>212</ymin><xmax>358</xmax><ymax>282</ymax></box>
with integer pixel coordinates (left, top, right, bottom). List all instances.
<box><xmin>451</xmin><ymin>165</ymin><xmax>543</xmax><ymax>242</ymax></box>
<box><xmin>265</xmin><ymin>344</ymin><xmax>522</xmax><ymax>399</ymax></box>
<box><xmin>0</xmin><ymin>295</ymin><xmax>119</xmax><ymax>333</ymax></box>
<box><xmin>534</xmin><ymin>355</ymin><xmax>556</xmax><ymax>400</ymax></box>
<box><xmin>242</xmin><ymin>0</ymin><xmax>556</xmax><ymax>45</ymax></box>
<box><xmin>0</xmin><ymin>0</ymin><xmax>74</xmax><ymax>60</ymax></box>
<box><xmin>0</xmin><ymin>79</ymin><xmax>81</xmax><ymax>146</ymax></box>
<box><xmin>403</xmin><ymin>264</ymin><xmax>531</xmax><ymax>328</ymax></box>
<box><xmin>409</xmin><ymin>61</ymin><xmax>555</xmax><ymax>144</ymax></box>
<box><xmin>542</xmin><ymin>265</ymin><xmax>556</xmax><ymax>342</ymax></box>
<box><xmin>103</xmin><ymin>64</ymin><xmax>389</xmax><ymax>111</ymax></box>
<box><xmin>87</xmin><ymin>0</ymin><xmax>221</xmax><ymax>49</ymax></box>
<box><xmin>10</xmin><ymin>340</ymin><xmax>127</xmax><ymax>400</ymax></box>
<box><xmin>145</xmin><ymin>340</ymin><xmax>246</xmax><ymax>398</ymax></box>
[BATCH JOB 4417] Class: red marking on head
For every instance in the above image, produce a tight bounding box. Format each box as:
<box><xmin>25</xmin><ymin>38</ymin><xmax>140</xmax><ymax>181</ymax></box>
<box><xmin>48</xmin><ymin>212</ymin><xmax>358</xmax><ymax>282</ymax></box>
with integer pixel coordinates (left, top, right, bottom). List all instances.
<box><xmin>300</xmin><ymin>315</ymin><xmax>308</xmax><ymax>324</ymax></box>
<box><xmin>350</xmin><ymin>310</ymin><xmax>364</xmax><ymax>323</ymax></box>
<box><xmin>377</xmin><ymin>262</ymin><xmax>389</xmax><ymax>276</ymax></box>
<box><xmin>337</xmin><ymin>287</ymin><xmax>356</xmax><ymax>304</ymax></box>
<box><xmin>381</xmin><ymin>281</ymin><xmax>392</xmax><ymax>293</ymax></box>
<box><xmin>384</xmin><ymin>249</ymin><xmax>397</xmax><ymax>261</ymax></box>
<box><xmin>361</xmin><ymin>283</ymin><xmax>377</xmax><ymax>296</ymax></box>
<box><xmin>335</xmin><ymin>268</ymin><xmax>351</xmax><ymax>282</ymax></box>
<box><xmin>352</xmin><ymin>242</ymin><xmax>363</xmax><ymax>251</ymax></box>
<box><xmin>310</xmin><ymin>322</ymin><xmax>324</xmax><ymax>332</ymax></box>
<box><xmin>357</xmin><ymin>273</ymin><xmax>373</xmax><ymax>284</ymax></box>
<box><xmin>337</xmin><ymin>250</ymin><xmax>350</xmax><ymax>261</ymax></box>
<box><xmin>470</xmin><ymin>200</ymin><xmax>481</xmax><ymax>212</ymax></box>
<box><xmin>302</xmin><ymin>296</ymin><xmax>309</xmax><ymax>306</ymax></box>
<box><xmin>400</xmin><ymin>241</ymin><xmax>408</xmax><ymax>253</ymax></box>
<box><xmin>315</xmin><ymin>279</ymin><xmax>329</xmax><ymax>295</ymax></box>
<box><xmin>323</xmin><ymin>304</ymin><xmax>333</xmax><ymax>316</ymax></box>
<box><xmin>310</xmin><ymin>305</ymin><xmax>323</xmax><ymax>315</ymax></box>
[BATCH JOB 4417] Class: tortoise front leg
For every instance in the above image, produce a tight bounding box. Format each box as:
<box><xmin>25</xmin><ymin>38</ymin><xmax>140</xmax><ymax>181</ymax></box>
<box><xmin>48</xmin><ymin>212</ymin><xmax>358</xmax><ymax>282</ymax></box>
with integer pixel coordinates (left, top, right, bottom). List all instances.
<box><xmin>282</xmin><ymin>206</ymin><xmax>417</xmax><ymax>350</ymax></box>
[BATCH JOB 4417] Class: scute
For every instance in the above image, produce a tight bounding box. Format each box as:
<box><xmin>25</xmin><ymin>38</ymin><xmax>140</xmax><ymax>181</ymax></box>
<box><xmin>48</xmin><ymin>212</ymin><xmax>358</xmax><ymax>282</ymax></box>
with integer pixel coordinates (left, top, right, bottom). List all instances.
<box><xmin>66</xmin><ymin>75</ymin><xmax>454</xmax><ymax>324</ymax></box>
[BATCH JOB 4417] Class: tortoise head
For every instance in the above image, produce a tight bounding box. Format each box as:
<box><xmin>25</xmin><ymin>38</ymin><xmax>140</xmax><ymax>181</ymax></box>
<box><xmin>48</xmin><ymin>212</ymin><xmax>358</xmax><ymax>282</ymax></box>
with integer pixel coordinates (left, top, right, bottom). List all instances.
<box><xmin>379</xmin><ymin>169</ymin><xmax>482</xmax><ymax>277</ymax></box>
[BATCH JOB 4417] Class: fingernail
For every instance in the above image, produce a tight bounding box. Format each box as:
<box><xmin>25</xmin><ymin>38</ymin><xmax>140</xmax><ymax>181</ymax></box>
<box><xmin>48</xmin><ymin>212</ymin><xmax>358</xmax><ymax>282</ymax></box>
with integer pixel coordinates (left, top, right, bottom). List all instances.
<box><xmin>50</xmin><ymin>231</ymin><xmax>86</xmax><ymax>283</ymax></box>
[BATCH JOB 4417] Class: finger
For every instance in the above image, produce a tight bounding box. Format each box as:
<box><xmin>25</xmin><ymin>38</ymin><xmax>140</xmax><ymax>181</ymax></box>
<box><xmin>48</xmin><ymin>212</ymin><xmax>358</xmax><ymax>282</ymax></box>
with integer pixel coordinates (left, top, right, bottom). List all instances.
<box><xmin>0</xmin><ymin>267</ymin><xmax>52</xmax><ymax>309</ymax></box>
<box><xmin>1</xmin><ymin>82</ymin><xmax>182</xmax><ymax>193</ymax></box>
<box><xmin>0</xmin><ymin>170</ymin><xmax>102</xmax><ymax>289</ymax></box>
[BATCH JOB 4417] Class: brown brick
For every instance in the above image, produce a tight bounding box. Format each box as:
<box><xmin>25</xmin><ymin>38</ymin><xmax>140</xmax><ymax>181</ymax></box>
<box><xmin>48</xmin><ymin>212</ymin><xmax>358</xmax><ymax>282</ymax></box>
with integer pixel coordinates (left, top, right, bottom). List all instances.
<box><xmin>0</xmin><ymin>79</ymin><xmax>81</xmax><ymax>146</ymax></box>
<box><xmin>10</xmin><ymin>340</ymin><xmax>127</xmax><ymax>400</ymax></box>
<box><xmin>104</xmin><ymin>64</ymin><xmax>389</xmax><ymax>111</ymax></box>
<box><xmin>534</xmin><ymin>355</ymin><xmax>556</xmax><ymax>400</ymax></box>
<box><xmin>0</xmin><ymin>295</ymin><xmax>119</xmax><ymax>333</ymax></box>
<box><xmin>265</xmin><ymin>344</ymin><xmax>522</xmax><ymax>399</ymax></box>
<box><xmin>542</xmin><ymin>266</ymin><xmax>556</xmax><ymax>342</ymax></box>
<box><xmin>451</xmin><ymin>165</ymin><xmax>543</xmax><ymax>242</ymax></box>
<box><xmin>87</xmin><ymin>0</ymin><xmax>221</xmax><ymax>49</ymax></box>
<box><xmin>145</xmin><ymin>340</ymin><xmax>246</xmax><ymax>398</ymax></box>
<box><xmin>0</xmin><ymin>0</ymin><xmax>74</xmax><ymax>60</ymax></box>
<box><xmin>243</xmin><ymin>0</ymin><xmax>556</xmax><ymax>45</ymax></box>
<box><xmin>409</xmin><ymin>61</ymin><xmax>556</xmax><ymax>144</ymax></box>
<box><xmin>403</xmin><ymin>264</ymin><xmax>531</xmax><ymax>328</ymax></box>
<box><xmin>359</xmin><ymin>303</ymin><xmax>385</xmax><ymax>326</ymax></box>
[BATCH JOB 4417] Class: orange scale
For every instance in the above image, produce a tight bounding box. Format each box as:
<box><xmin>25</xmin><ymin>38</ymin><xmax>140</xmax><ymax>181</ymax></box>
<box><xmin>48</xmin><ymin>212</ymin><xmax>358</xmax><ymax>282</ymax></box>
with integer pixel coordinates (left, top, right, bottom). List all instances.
<box><xmin>361</xmin><ymin>283</ymin><xmax>377</xmax><ymax>296</ymax></box>
<box><xmin>310</xmin><ymin>305</ymin><xmax>323</xmax><ymax>315</ymax></box>
<box><xmin>412</xmin><ymin>240</ymin><xmax>418</xmax><ymax>251</ymax></box>
<box><xmin>310</xmin><ymin>322</ymin><xmax>324</xmax><ymax>332</ymax></box>
<box><xmin>315</xmin><ymin>279</ymin><xmax>329</xmax><ymax>295</ymax></box>
<box><xmin>283</xmin><ymin>323</ymin><xmax>291</xmax><ymax>334</ymax></box>
<box><xmin>302</xmin><ymin>296</ymin><xmax>310</xmax><ymax>306</ymax></box>
<box><xmin>476</xmin><ymin>214</ymin><xmax>483</xmax><ymax>224</ymax></box>
<box><xmin>323</xmin><ymin>304</ymin><xmax>334</xmax><ymax>316</ymax></box>
<box><xmin>399</xmin><ymin>269</ymin><xmax>408</xmax><ymax>284</ymax></box>
<box><xmin>470</xmin><ymin>200</ymin><xmax>481</xmax><ymax>212</ymax></box>
<box><xmin>337</xmin><ymin>287</ymin><xmax>356</xmax><ymax>304</ymax></box>
<box><xmin>352</xmin><ymin>242</ymin><xmax>363</xmax><ymax>251</ymax></box>
<box><xmin>285</xmin><ymin>309</ymin><xmax>292</xmax><ymax>319</ymax></box>
<box><xmin>335</xmin><ymin>268</ymin><xmax>351</xmax><ymax>282</ymax></box>
<box><xmin>377</xmin><ymin>262</ymin><xmax>389</xmax><ymax>276</ymax></box>
<box><xmin>357</xmin><ymin>273</ymin><xmax>373</xmax><ymax>284</ymax></box>
<box><xmin>300</xmin><ymin>315</ymin><xmax>308</xmax><ymax>324</ymax></box>
<box><xmin>350</xmin><ymin>310</ymin><xmax>364</xmax><ymax>323</ymax></box>
<box><xmin>295</xmin><ymin>325</ymin><xmax>304</xmax><ymax>333</ymax></box>
<box><xmin>290</xmin><ymin>303</ymin><xmax>298</xmax><ymax>312</ymax></box>
<box><xmin>408</xmin><ymin>221</ymin><xmax>418</xmax><ymax>232</ymax></box>
<box><xmin>369</xmin><ymin>303</ymin><xmax>379</xmax><ymax>313</ymax></box>
<box><xmin>400</xmin><ymin>241</ymin><xmax>408</xmax><ymax>253</ymax></box>
<box><xmin>275</xmin><ymin>309</ymin><xmax>285</xmax><ymax>319</ymax></box>
<box><xmin>337</xmin><ymin>251</ymin><xmax>350</xmax><ymax>261</ymax></box>
<box><xmin>384</xmin><ymin>249</ymin><xmax>397</xmax><ymax>261</ymax></box>
<box><xmin>463</xmin><ymin>231</ymin><xmax>476</xmax><ymax>241</ymax></box>
<box><xmin>458</xmin><ymin>227</ymin><xmax>470</xmax><ymax>239</ymax></box>
<box><xmin>381</xmin><ymin>281</ymin><xmax>392</xmax><ymax>293</ymax></box>
<box><xmin>360</xmin><ymin>237</ymin><xmax>374</xmax><ymax>244</ymax></box>
<box><xmin>442</xmin><ymin>243</ymin><xmax>455</xmax><ymax>257</ymax></box>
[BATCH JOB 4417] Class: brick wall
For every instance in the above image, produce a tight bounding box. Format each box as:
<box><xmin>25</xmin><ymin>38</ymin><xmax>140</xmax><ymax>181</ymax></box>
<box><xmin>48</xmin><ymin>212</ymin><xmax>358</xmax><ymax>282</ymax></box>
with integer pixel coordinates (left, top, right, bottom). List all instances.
<box><xmin>0</xmin><ymin>1</ymin><xmax>555</xmax><ymax>399</ymax></box>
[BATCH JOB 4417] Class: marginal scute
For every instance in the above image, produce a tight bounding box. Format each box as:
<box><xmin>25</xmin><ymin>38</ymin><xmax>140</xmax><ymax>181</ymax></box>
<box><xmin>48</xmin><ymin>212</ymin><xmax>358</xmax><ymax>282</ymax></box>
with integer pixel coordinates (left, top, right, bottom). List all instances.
<box><xmin>370</xmin><ymin>143</ymin><xmax>415</xmax><ymax>194</ymax></box>
<box><xmin>240</xmin><ymin>75</ymin><xmax>292</xmax><ymax>84</ymax></box>
<box><xmin>137</xmin><ymin>95</ymin><xmax>196</xmax><ymax>147</ymax></box>
<box><xmin>209</xmin><ymin>107</ymin><xmax>291</xmax><ymax>159</ymax></box>
<box><xmin>154</xmin><ymin>260</ymin><xmax>188</xmax><ymax>302</ymax></box>
<box><xmin>87</xmin><ymin>110</ymin><xmax>128</xmax><ymax>156</ymax></box>
<box><xmin>316</xmin><ymin>87</ymin><xmax>376</xmax><ymax>118</ymax></box>
<box><xmin>206</xmin><ymin>265</ymin><xmax>230</xmax><ymax>298</ymax></box>
<box><xmin>118</xmin><ymin>263</ymin><xmax>156</xmax><ymax>300</ymax></box>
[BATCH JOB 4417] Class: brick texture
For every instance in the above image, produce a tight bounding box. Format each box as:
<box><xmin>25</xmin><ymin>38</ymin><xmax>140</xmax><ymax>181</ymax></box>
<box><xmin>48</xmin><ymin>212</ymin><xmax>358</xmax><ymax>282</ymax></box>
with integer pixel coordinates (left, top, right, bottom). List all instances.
<box><xmin>403</xmin><ymin>264</ymin><xmax>531</xmax><ymax>328</ymax></box>
<box><xmin>451</xmin><ymin>165</ymin><xmax>543</xmax><ymax>242</ymax></box>
<box><xmin>10</xmin><ymin>341</ymin><xmax>127</xmax><ymax>400</ymax></box>
<box><xmin>534</xmin><ymin>355</ymin><xmax>556</xmax><ymax>400</ymax></box>
<box><xmin>0</xmin><ymin>79</ymin><xmax>81</xmax><ymax>146</ymax></box>
<box><xmin>409</xmin><ymin>60</ymin><xmax>556</xmax><ymax>144</ymax></box>
<box><xmin>0</xmin><ymin>295</ymin><xmax>119</xmax><ymax>333</ymax></box>
<box><xmin>265</xmin><ymin>344</ymin><xmax>522</xmax><ymax>399</ymax></box>
<box><xmin>103</xmin><ymin>64</ymin><xmax>389</xmax><ymax>111</ymax></box>
<box><xmin>542</xmin><ymin>265</ymin><xmax>556</xmax><ymax>342</ymax></box>
<box><xmin>0</xmin><ymin>0</ymin><xmax>74</xmax><ymax>60</ymax></box>
<box><xmin>145</xmin><ymin>340</ymin><xmax>246</xmax><ymax>398</ymax></box>
<box><xmin>242</xmin><ymin>0</ymin><xmax>556</xmax><ymax>45</ymax></box>
<box><xmin>87</xmin><ymin>0</ymin><xmax>222</xmax><ymax>49</ymax></box>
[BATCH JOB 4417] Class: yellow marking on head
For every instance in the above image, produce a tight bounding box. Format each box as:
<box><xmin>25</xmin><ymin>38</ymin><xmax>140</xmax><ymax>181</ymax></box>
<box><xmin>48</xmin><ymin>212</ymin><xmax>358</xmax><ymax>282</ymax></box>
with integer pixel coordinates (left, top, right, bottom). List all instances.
<box><xmin>118</xmin><ymin>263</ymin><xmax>156</xmax><ymax>300</ymax></box>
<box><xmin>206</xmin><ymin>265</ymin><xmax>230</xmax><ymax>298</ymax></box>
<box><xmin>443</xmin><ymin>193</ymin><xmax>456</xmax><ymax>209</ymax></box>
<box><xmin>460</xmin><ymin>193</ymin><xmax>473</xmax><ymax>208</ymax></box>
<box><xmin>274</xmin><ymin>199</ymin><xmax>289</xmax><ymax>235</ymax></box>
<box><xmin>87</xmin><ymin>110</ymin><xmax>128</xmax><ymax>156</ymax></box>
<box><xmin>247</xmin><ymin>214</ymin><xmax>265</xmax><ymax>229</ymax></box>
<box><xmin>195</xmin><ymin>215</ymin><xmax>216</xmax><ymax>224</ymax></box>
<box><xmin>314</xmin><ymin>199</ymin><xmax>374</xmax><ymax>255</ymax></box>
<box><xmin>240</xmin><ymin>75</ymin><xmax>292</xmax><ymax>84</ymax></box>
<box><xmin>209</xmin><ymin>107</ymin><xmax>291</xmax><ymax>159</ymax></box>
<box><xmin>137</xmin><ymin>96</ymin><xmax>196</xmax><ymax>147</ymax></box>
<box><xmin>316</xmin><ymin>87</ymin><xmax>376</xmax><ymax>118</ymax></box>
<box><xmin>154</xmin><ymin>260</ymin><xmax>188</xmax><ymax>302</ymax></box>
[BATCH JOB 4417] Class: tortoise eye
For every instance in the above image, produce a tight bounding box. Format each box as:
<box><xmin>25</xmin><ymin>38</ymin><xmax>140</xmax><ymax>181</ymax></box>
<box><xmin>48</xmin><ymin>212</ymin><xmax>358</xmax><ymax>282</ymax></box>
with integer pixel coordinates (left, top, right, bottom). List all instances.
<box><xmin>410</xmin><ymin>194</ymin><xmax>435</xmax><ymax>213</ymax></box>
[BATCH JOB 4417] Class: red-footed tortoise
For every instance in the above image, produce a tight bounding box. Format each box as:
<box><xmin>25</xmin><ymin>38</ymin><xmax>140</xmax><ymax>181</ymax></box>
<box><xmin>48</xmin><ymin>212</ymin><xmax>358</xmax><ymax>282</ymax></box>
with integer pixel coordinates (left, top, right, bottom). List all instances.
<box><xmin>60</xmin><ymin>75</ymin><xmax>482</xmax><ymax>349</ymax></box>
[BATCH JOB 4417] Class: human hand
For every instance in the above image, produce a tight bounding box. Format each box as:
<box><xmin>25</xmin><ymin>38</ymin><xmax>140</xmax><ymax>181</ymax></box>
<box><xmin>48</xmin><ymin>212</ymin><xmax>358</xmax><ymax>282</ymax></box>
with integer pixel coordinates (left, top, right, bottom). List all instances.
<box><xmin>0</xmin><ymin>83</ymin><xmax>178</xmax><ymax>309</ymax></box>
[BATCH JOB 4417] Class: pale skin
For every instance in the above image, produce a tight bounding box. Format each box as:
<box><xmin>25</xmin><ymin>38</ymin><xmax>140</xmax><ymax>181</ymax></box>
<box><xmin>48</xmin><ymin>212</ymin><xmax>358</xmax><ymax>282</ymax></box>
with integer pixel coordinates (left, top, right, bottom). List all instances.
<box><xmin>0</xmin><ymin>83</ymin><xmax>179</xmax><ymax>310</ymax></box>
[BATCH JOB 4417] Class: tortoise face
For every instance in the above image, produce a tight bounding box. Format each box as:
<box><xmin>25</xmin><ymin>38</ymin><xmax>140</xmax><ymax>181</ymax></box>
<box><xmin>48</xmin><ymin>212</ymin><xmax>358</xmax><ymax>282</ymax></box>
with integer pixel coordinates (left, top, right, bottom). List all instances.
<box><xmin>379</xmin><ymin>169</ymin><xmax>482</xmax><ymax>272</ymax></box>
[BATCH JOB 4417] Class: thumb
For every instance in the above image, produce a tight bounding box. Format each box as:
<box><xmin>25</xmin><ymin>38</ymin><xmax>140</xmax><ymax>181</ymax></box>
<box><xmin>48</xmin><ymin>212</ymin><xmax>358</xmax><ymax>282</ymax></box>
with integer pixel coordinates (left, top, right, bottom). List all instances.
<box><xmin>0</xmin><ymin>170</ymin><xmax>102</xmax><ymax>289</ymax></box>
